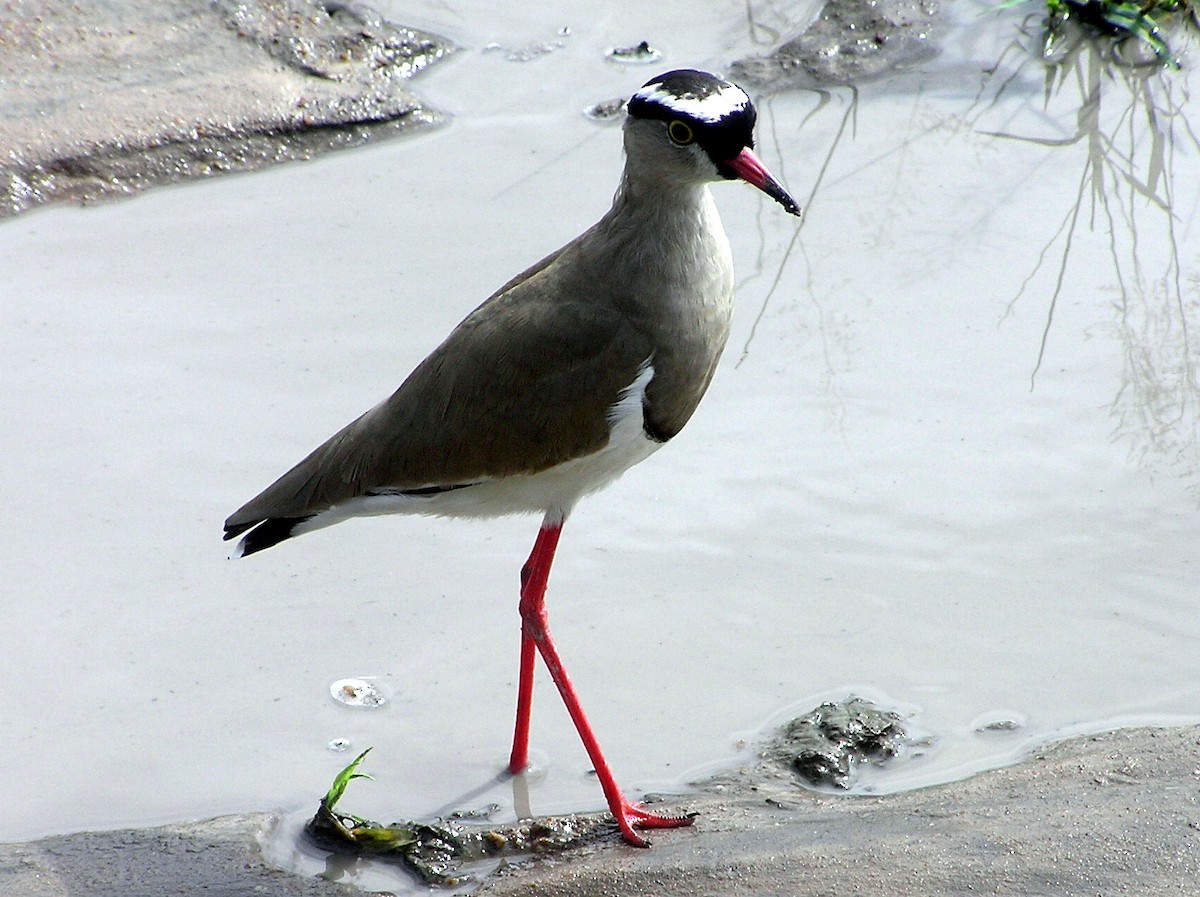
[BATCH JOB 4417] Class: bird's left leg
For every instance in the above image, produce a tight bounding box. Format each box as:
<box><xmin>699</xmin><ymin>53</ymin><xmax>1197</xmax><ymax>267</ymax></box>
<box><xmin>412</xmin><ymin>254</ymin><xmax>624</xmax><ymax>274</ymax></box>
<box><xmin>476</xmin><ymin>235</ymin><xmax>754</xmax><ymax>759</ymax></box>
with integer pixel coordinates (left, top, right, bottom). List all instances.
<box><xmin>508</xmin><ymin>517</ymin><xmax>694</xmax><ymax>847</ymax></box>
<box><xmin>507</xmin><ymin>521</ymin><xmax>560</xmax><ymax>774</ymax></box>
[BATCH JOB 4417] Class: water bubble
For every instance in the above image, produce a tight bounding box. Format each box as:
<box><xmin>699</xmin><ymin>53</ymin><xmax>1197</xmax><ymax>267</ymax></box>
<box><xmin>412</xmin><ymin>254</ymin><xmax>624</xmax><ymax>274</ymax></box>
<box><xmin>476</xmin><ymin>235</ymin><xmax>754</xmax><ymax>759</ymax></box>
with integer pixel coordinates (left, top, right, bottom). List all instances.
<box><xmin>330</xmin><ymin>677</ymin><xmax>388</xmax><ymax>709</ymax></box>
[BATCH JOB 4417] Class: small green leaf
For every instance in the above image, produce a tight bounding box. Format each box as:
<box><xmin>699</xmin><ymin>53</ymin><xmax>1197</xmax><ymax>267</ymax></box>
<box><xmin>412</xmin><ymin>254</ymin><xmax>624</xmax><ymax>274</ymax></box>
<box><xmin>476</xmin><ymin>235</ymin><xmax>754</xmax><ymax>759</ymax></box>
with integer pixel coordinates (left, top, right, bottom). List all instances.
<box><xmin>323</xmin><ymin>747</ymin><xmax>375</xmax><ymax>810</ymax></box>
<box><xmin>345</xmin><ymin>824</ymin><xmax>419</xmax><ymax>849</ymax></box>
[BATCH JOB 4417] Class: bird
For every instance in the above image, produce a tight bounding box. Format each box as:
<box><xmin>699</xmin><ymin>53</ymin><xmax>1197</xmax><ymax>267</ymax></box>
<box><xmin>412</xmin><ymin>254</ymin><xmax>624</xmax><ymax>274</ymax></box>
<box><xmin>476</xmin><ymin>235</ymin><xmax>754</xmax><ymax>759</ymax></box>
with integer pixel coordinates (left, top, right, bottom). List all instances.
<box><xmin>224</xmin><ymin>68</ymin><xmax>800</xmax><ymax>847</ymax></box>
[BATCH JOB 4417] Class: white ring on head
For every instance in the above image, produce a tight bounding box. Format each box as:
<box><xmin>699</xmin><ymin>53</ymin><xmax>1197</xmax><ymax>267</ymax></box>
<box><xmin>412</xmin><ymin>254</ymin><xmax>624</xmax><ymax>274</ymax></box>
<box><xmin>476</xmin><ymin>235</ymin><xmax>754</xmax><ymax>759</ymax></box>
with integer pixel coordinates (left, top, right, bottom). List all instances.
<box><xmin>632</xmin><ymin>82</ymin><xmax>750</xmax><ymax>124</ymax></box>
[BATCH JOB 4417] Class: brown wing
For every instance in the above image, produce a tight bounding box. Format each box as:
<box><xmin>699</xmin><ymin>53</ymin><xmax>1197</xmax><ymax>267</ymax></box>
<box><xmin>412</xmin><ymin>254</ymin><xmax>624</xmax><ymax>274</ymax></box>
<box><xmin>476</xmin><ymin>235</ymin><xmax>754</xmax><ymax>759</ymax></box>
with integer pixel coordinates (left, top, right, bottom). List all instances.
<box><xmin>224</xmin><ymin>267</ymin><xmax>652</xmax><ymax>534</ymax></box>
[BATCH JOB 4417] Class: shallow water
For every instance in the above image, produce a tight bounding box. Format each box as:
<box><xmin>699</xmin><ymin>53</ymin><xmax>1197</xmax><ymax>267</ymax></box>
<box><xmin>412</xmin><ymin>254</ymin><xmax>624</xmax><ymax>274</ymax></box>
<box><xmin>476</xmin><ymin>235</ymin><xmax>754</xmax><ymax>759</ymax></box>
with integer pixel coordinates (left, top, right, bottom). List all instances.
<box><xmin>2</xmin><ymin>0</ymin><xmax>1197</xmax><ymax>889</ymax></box>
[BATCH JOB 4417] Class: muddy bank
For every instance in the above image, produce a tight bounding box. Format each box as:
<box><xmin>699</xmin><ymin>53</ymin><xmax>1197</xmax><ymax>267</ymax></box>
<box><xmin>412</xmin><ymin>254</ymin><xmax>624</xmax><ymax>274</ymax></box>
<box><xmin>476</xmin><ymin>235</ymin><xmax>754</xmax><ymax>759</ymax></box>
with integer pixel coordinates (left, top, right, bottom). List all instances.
<box><xmin>0</xmin><ymin>0</ymin><xmax>451</xmax><ymax>217</ymax></box>
<box><xmin>3</xmin><ymin>725</ymin><xmax>1197</xmax><ymax>895</ymax></box>
<box><xmin>480</xmin><ymin>724</ymin><xmax>1200</xmax><ymax>896</ymax></box>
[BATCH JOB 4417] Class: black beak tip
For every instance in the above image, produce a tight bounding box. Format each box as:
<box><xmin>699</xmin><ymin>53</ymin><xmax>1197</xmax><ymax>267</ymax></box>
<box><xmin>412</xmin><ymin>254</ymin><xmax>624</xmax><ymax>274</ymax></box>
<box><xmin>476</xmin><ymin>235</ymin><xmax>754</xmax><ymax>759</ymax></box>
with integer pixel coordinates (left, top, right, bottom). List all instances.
<box><xmin>768</xmin><ymin>183</ymin><xmax>802</xmax><ymax>218</ymax></box>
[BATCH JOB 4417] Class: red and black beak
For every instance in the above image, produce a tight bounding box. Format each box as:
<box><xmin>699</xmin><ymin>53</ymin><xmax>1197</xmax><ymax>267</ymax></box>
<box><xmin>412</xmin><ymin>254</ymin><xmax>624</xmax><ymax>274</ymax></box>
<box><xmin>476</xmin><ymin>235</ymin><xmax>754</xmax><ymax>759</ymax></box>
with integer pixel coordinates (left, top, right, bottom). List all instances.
<box><xmin>722</xmin><ymin>147</ymin><xmax>802</xmax><ymax>217</ymax></box>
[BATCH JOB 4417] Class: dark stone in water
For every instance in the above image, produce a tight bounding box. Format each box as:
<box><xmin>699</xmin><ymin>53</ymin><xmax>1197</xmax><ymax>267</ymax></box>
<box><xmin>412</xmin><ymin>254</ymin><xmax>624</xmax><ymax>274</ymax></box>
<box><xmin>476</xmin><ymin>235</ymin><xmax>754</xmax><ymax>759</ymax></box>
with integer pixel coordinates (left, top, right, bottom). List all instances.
<box><xmin>770</xmin><ymin>696</ymin><xmax>908</xmax><ymax>788</ymax></box>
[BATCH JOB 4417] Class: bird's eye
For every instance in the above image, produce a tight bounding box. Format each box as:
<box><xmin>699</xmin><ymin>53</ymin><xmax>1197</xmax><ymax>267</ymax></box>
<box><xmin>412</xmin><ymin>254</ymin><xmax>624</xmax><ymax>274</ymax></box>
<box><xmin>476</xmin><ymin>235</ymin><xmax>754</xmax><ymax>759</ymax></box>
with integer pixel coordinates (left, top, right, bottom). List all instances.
<box><xmin>667</xmin><ymin>119</ymin><xmax>694</xmax><ymax>146</ymax></box>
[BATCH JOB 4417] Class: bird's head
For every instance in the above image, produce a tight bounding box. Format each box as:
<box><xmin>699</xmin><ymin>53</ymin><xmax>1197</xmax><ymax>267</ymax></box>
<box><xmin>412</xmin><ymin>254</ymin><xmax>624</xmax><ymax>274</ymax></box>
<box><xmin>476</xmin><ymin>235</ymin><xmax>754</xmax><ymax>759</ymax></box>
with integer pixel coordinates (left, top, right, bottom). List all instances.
<box><xmin>624</xmin><ymin>69</ymin><xmax>801</xmax><ymax>217</ymax></box>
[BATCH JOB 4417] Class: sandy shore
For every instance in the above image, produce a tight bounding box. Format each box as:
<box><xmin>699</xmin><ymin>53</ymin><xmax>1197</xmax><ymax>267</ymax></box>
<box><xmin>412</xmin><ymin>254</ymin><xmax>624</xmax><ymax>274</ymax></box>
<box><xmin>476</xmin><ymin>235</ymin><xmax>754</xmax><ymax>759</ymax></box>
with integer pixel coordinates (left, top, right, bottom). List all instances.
<box><xmin>4</xmin><ymin>725</ymin><xmax>1197</xmax><ymax>895</ymax></box>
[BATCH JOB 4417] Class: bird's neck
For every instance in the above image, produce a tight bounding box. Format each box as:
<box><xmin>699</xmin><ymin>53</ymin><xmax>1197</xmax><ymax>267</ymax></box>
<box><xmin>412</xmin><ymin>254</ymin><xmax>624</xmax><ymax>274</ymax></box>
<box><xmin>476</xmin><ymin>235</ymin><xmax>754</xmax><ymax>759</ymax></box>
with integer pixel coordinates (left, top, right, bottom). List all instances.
<box><xmin>573</xmin><ymin>162</ymin><xmax>734</xmax><ymax>359</ymax></box>
<box><xmin>607</xmin><ymin>165</ymin><xmax>713</xmax><ymax>231</ymax></box>
<box><xmin>592</xmin><ymin>166</ymin><xmax>728</xmax><ymax>286</ymax></box>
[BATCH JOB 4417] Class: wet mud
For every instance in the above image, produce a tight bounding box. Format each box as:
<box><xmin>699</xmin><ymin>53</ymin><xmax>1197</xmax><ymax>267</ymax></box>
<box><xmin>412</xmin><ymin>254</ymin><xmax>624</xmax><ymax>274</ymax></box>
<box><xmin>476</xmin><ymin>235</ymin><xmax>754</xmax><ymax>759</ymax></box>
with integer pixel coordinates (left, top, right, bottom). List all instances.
<box><xmin>301</xmin><ymin>698</ymin><xmax>910</xmax><ymax>886</ymax></box>
<box><xmin>3</xmin><ymin>724</ymin><xmax>1197</xmax><ymax>896</ymax></box>
<box><xmin>0</xmin><ymin>0</ymin><xmax>452</xmax><ymax>218</ymax></box>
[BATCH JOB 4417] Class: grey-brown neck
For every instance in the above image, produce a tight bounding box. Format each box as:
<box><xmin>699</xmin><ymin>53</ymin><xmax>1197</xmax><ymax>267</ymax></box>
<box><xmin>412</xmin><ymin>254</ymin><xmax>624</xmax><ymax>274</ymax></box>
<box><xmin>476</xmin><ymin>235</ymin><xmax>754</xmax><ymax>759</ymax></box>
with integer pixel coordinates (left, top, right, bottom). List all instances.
<box><xmin>570</xmin><ymin>124</ymin><xmax>736</xmax><ymax>440</ymax></box>
<box><xmin>586</xmin><ymin>121</ymin><xmax>733</xmax><ymax>290</ymax></box>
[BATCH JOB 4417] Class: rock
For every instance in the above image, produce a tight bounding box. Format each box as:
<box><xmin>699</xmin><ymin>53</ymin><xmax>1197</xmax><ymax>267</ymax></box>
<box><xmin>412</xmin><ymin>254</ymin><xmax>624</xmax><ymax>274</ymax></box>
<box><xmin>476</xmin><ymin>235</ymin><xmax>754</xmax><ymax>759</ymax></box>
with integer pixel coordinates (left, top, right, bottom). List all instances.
<box><xmin>0</xmin><ymin>0</ymin><xmax>453</xmax><ymax>218</ymax></box>
<box><xmin>766</xmin><ymin>696</ymin><xmax>910</xmax><ymax>788</ymax></box>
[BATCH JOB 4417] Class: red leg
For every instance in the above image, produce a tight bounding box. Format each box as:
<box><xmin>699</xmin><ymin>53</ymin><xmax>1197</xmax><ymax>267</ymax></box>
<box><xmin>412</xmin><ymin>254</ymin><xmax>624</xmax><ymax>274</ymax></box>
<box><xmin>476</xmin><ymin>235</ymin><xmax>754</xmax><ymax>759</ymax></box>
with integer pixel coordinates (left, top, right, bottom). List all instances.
<box><xmin>507</xmin><ymin>635</ymin><xmax>536</xmax><ymax>773</ymax></box>
<box><xmin>508</xmin><ymin>524</ymin><xmax>558</xmax><ymax>773</ymax></box>
<box><xmin>507</xmin><ymin>519</ymin><xmax>694</xmax><ymax>847</ymax></box>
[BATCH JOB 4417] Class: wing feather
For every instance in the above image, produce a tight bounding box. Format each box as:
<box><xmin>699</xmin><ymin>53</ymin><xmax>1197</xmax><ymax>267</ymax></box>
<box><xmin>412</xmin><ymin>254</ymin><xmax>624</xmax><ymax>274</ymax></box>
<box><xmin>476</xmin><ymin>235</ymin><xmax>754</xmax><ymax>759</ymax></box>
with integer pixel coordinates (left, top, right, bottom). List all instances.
<box><xmin>224</xmin><ymin>264</ymin><xmax>652</xmax><ymax>535</ymax></box>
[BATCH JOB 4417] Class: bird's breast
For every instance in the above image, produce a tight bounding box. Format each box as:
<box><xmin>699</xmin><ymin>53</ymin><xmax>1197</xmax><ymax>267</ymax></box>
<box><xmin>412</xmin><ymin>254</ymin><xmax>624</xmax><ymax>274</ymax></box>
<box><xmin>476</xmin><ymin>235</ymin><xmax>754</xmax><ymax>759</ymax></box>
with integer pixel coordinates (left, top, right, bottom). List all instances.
<box><xmin>635</xmin><ymin>193</ymin><xmax>735</xmax><ymax>439</ymax></box>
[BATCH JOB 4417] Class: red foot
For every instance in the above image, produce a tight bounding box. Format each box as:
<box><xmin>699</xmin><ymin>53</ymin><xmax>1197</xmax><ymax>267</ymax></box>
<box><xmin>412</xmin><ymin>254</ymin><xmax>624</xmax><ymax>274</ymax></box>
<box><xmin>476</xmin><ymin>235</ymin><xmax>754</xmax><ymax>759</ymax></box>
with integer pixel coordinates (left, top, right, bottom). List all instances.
<box><xmin>614</xmin><ymin>799</ymin><xmax>695</xmax><ymax>848</ymax></box>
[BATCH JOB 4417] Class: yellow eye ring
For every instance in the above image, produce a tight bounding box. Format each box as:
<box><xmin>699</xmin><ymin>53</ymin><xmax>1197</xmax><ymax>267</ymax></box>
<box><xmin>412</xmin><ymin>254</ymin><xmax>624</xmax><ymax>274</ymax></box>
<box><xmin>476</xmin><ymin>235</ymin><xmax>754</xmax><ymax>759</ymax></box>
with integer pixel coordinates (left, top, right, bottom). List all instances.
<box><xmin>667</xmin><ymin>119</ymin><xmax>694</xmax><ymax>145</ymax></box>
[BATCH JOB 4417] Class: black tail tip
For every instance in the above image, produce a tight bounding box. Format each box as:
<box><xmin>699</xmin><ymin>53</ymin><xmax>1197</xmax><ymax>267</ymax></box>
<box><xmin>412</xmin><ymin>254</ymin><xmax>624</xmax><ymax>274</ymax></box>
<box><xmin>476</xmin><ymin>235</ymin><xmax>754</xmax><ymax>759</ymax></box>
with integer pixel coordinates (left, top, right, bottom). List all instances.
<box><xmin>224</xmin><ymin>517</ymin><xmax>310</xmax><ymax>556</ymax></box>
